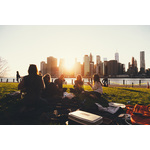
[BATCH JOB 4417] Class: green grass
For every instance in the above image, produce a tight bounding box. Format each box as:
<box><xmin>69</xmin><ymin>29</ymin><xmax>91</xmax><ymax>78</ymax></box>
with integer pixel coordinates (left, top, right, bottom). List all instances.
<box><xmin>0</xmin><ymin>83</ymin><xmax>150</xmax><ymax>124</ymax></box>
<box><xmin>63</xmin><ymin>84</ymin><xmax>150</xmax><ymax>105</ymax></box>
<box><xmin>0</xmin><ymin>83</ymin><xmax>18</xmax><ymax>98</ymax></box>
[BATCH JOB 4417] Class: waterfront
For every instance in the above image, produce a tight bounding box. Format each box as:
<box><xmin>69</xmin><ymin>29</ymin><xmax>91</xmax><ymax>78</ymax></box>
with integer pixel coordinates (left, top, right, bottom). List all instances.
<box><xmin>1</xmin><ymin>77</ymin><xmax>150</xmax><ymax>86</ymax></box>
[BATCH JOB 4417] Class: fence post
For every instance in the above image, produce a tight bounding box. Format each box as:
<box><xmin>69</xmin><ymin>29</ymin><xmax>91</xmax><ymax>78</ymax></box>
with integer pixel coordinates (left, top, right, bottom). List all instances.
<box><xmin>13</xmin><ymin>79</ymin><xmax>15</xmax><ymax>82</ymax></box>
<box><xmin>123</xmin><ymin>80</ymin><xmax>125</xmax><ymax>85</ymax></box>
<box><xmin>147</xmin><ymin>82</ymin><xmax>149</xmax><ymax>89</ymax></box>
<box><xmin>1</xmin><ymin>79</ymin><xmax>2</xmax><ymax>82</ymax></box>
<box><xmin>139</xmin><ymin>80</ymin><xmax>141</xmax><ymax>86</ymax></box>
<box><xmin>132</xmin><ymin>82</ymin><xmax>134</xmax><ymax>87</ymax></box>
<box><xmin>6</xmin><ymin>79</ymin><xmax>8</xmax><ymax>82</ymax></box>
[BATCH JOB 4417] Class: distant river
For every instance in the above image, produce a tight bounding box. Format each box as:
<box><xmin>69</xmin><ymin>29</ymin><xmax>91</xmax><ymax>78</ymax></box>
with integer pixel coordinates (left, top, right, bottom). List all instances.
<box><xmin>1</xmin><ymin>77</ymin><xmax>150</xmax><ymax>86</ymax></box>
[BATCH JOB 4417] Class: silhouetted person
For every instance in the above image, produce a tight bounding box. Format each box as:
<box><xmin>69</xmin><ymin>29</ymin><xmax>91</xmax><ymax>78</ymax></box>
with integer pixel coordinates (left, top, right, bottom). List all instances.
<box><xmin>71</xmin><ymin>74</ymin><xmax>84</xmax><ymax>94</ymax></box>
<box><xmin>16</xmin><ymin>71</ymin><xmax>20</xmax><ymax>82</ymax></box>
<box><xmin>54</xmin><ymin>74</ymin><xmax>67</xmax><ymax>96</ymax></box>
<box><xmin>42</xmin><ymin>73</ymin><xmax>58</xmax><ymax>99</ymax></box>
<box><xmin>18</xmin><ymin>64</ymin><xmax>45</xmax><ymax>109</ymax></box>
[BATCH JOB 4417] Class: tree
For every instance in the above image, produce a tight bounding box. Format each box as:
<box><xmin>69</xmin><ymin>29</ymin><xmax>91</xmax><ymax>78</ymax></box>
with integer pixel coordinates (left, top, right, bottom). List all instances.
<box><xmin>0</xmin><ymin>57</ymin><xmax>8</xmax><ymax>77</ymax></box>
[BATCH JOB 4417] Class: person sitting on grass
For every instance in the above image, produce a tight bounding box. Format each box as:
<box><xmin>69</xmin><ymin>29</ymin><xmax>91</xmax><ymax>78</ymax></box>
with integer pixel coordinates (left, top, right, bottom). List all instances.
<box><xmin>18</xmin><ymin>64</ymin><xmax>45</xmax><ymax>111</ymax></box>
<box><xmin>42</xmin><ymin>73</ymin><xmax>59</xmax><ymax>103</ymax></box>
<box><xmin>74</xmin><ymin>74</ymin><xmax>84</xmax><ymax>93</ymax></box>
<box><xmin>87</xmin><ymin>74</ymin><xmax>103</xmax><ymax>98</ymax></box>
<box><xmin>70</xmin><ymin>74</ymin><xmax>84</xmax><ymax>94</ymax></box>
<box><xmin>54</xmin><ymin>74</ymin><xmax>67</xmax><ymax>96</ymax></box>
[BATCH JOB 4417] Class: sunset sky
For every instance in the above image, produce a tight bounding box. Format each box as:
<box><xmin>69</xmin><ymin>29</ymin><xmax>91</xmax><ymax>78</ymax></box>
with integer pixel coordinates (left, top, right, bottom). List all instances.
<box><xmin>1</xmin><ymin>25</ymin><xmax>150</xmax><ymax>77</ymax></box>
<box><xmin>1</xmin><ymin>0</ymin><xmax>150</xmax><ymax>149</ymax></box>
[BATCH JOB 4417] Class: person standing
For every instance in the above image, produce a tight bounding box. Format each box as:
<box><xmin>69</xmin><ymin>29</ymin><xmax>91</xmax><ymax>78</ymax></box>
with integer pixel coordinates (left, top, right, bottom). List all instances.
<box><xmin>16</xmin><ymin>71</ymin><xmax>21</xmax><ymax>82</ymax></box>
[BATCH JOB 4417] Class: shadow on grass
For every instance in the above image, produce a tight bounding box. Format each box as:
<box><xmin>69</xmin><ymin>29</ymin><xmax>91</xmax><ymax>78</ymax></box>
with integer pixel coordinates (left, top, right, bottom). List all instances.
<box><xmin>120</xmin><ymin>88</ymin><xmax>149</xmax><ymax>94</ymax></box>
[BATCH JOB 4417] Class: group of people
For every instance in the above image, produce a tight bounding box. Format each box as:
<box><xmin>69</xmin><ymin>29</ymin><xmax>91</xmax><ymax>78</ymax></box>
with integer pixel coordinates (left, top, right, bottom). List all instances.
<box><xmin>18</xmin><ymin>64</ymin><xmax>105</xmax><ymax>111</ymax></box>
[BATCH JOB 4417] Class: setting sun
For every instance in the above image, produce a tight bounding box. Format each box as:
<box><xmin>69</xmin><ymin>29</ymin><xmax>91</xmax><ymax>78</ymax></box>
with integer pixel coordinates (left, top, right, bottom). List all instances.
<box><xmin>64</xmin><ymin>58</ymin><xmax>75</xmax><ymax>70</ymax></box>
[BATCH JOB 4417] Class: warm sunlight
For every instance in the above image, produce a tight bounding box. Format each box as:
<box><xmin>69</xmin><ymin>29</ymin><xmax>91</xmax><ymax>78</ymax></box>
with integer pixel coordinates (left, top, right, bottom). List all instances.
<box><xmin>64</xmin><ymin>58</ymin><xmax>75</xmax><ymax>70</ymax></box>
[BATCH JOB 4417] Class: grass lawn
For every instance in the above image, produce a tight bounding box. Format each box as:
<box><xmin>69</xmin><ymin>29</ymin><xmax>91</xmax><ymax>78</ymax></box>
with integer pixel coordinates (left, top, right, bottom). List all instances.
<box><xmin>0</xmin><ymin>83</ymin><xmax>150</xmax><ymax>124</ymax></box>
<box><xmin>63</xmin><ymin>84</ymin><xmax>150</xmax><ymax>105</ymax></box>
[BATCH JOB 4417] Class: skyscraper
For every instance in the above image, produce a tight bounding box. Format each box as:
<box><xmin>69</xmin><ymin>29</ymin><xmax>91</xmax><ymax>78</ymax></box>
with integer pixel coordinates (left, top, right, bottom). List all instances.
<box><xmin>89</xmin><ymin>53</ymin><xmax>94</xmax><ymax>77</ymax></box>
<box><xmin>40</xmin><ymin>61</ymin><xmax>47</xmax><ymax>76</ymax></box>
<box><xmin>96</xmin><ymin>55</ymin><xmax>100</xmax><ymax>64</ymax></box>
<box><xmin>90</xmin><ymin>53</ymin><xmax>93</xmax><ymax>62</ymax></box>
<box><xmin>115</xmin><ymin>52</ymin><xmax>119</xmax><ymax>62</ymax></box>
<box><xmin>140</xmin><ymin>51</ymin><xmax>145</xmax><ymax>73</ymax></box>
<box><xmin>47</xmin><ymin>56</ymin><xmax>58</xmax><ymax>77</ymax></box>
<box><xmin>59</xmin><ymin>58</ymin><xmax>65</xmax><ymax>76</ymax></box>
<box><xmin>83</xmin><ymin>55</ymin><xmax>90</xmax><ymax>76</ymax></box>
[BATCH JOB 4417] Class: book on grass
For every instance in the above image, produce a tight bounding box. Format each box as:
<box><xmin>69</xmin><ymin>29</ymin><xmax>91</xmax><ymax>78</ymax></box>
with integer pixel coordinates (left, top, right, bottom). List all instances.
<box><xmin>68</xmin><ymin>110</ymin><xmax>103</xmax><ymax>125</ymax></box>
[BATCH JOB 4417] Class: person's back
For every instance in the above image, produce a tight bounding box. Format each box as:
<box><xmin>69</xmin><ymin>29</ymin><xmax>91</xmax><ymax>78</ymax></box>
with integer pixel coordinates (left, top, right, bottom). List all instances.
<box><xmin>23</xmin><ymin>74</ymin><xmax>44</xmax><ymax>98</ymax></box>
<box><xmin>18</xmin><ymin>64</ymin><xmax>44</xmax><ymax>107</ymax></box>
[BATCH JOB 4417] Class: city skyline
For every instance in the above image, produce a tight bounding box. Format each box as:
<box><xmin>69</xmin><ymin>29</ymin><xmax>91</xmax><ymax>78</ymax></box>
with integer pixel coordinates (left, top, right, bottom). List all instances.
<box><xmin>40</xmin><ymin>51</ymin><xmax>147</xmax><ymax>78</ymax></box>
<box><xmin>0</xmin><ymin>25</ymin><xmax>150</xmax><ymax>77</ymax></box>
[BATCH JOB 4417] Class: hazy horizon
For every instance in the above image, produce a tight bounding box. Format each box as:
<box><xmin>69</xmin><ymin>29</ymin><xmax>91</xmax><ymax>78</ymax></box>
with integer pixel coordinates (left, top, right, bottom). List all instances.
<box><xmin>1</xmin><ymin>25</ymin><xmax>150</xmax><ymax>77</ymax></box>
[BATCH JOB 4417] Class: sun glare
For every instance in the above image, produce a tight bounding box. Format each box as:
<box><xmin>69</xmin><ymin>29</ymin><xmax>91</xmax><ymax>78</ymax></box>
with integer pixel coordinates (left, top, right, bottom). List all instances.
<box><xmin>64</xmin><ymin>58</ymin><xmax>75</xmax><ymax>70</ymax></box>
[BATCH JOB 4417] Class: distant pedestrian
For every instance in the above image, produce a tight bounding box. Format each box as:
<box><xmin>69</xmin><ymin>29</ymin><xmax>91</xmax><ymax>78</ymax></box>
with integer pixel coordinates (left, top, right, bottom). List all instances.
<box><xmin>102</xmin><ymin>76</ymin><xmax>108</xmax><ymax>87</ymax></box>
<box><xmin>16</xmin><ymin>71</ymin><xmax>20</xmax><ymax>82</ymax></box>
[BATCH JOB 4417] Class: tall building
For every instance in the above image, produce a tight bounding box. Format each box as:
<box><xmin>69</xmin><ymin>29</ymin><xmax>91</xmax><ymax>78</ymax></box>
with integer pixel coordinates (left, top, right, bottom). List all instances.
<box><xmin>40</xmin><ymin>61</ymin><xmax>47</xmax><ymax>76</ymax></box>
<box><xmin>90</xmin><ymin>53</ymin><xmax>93</xmax><ymax>62</ymax></box>
<box><xmin>127</xmin><ymin>57</ymin><xmax>138</xmax><ymax>77</ymax></box>
<box><xmin>107</xmin><ymin>60</ymin><xmax>118</xmax><ymax>77</ymax></box>
<box><xmin>89</xmin><ymin>53</ymin><xmax>94</xmax><ymax>77</ymax></box>
<box><xmin>74</xmin><ymin>58</ymin><xmax>81</xmax><ymax>76</ymax></box>
<box><xmin>96</xmin><ymin>55</ymin><xmax>103</xmax><ymax>76</ymax></box>
<box><xmin>90</xmin><ymin>62</ymin><xmax>94</xmax><ymax>77</ymax></box>
<box><xmin>83</xmin><ymin>55</ymin><xmax>90</xmax><ymax>76</ymax></box>
<box><xmin>140</xmin><ymin>51</ymin><xmax>145</xmax><ymax>73</ymax></box>
<box><xmin>59</xmin><ymin>58</ymin><xmax>65</xmax><ymax>76</ymax></box>
<box><xmin>96</xmin><ymin>55</ymin><xmax>100</xmax><ymax>64</ymax></box>
<box><xmin>115</xmin><ymin>52</ymin><xmax>119</xmax><ymax>62</ymax></box>
<box><xmin>47</xmin><ymin>56</ymin><xmax>58</xmax><ymax>77</ymax></box>
<box><xmin>103</xmin><ymin>61</ymin><xmax>108</xmax><ymax>76</ymax></box>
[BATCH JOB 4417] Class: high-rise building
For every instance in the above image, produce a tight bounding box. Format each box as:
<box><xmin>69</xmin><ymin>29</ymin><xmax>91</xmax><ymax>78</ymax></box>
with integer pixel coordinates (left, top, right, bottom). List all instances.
<box><xmin>127</xmin><ymin>57</ymin><xmax>138</xmax><ymax>77</ymax></box>
<box><xmin>74</xmin><ymin>58</ymin><xmax>81</xmax><ymax>76</ymax></box>
<box><xmin>47</xmin><ymin>56</ymin><xmax>58</xmax><ymax>77</ymax></box>
<box><xmin>140</xmin><ymin>51</ymin><xmax>145</xmax><ymax>73</ymax></box>
<box><xmin>40</xmin><ymin>61</ymin><xmax>47</xmax><ymax>76</ymax></box>
<box><xmin>96</xmin><ymin>55</ymin><xmax>100</xmax><ymax>64</ymax></box>
<box><xmin>132</xmin><ymin>57</ymin><xmax>135</xmax><ymax>68</ymax></box>
<box><xmin>89</xmin><ymin>53</ymin><xmax>94</xmax><ymax>77</ymax></box>
<box><xmin>103</xmin><ymin>61</ymin><xmax>108</xmax><ymax>76</ymax></box>
<box><xmin>83</xmin><ymin>55</ymin><xmax>90</xmax><ymax>76</ymax></box>
<box><xmin>90</xmin><ymin>53</ymin><xmax>93</xmax><ymax>62</ymax></box>
<box><xmin>115</xmin><ymin>52</ymin><xmax>119</xmax><ymax>62</ymax></box>
<box><xmin>90</xmin><ymin>62</ymin><xmax>94</xmax><ymax>77</ymax></box>
<box><xmin>107</xmin><ymin>60</ymin><xmax>118</xmax><ymax>77</ymax></box>
<box><xmin>59</xmin><ymin>58</ymin><xmax>65</xmax><ymax>76</ymax></box>
<box><xmin>96</xmin><ymin>62</ymin><xmax>103</xmax><ymax>76</ymax></box>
